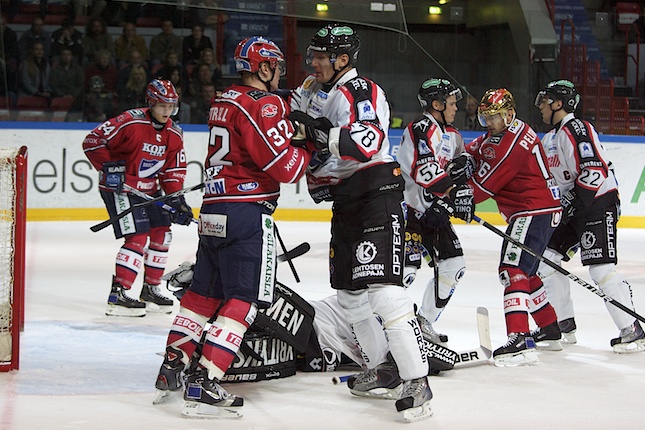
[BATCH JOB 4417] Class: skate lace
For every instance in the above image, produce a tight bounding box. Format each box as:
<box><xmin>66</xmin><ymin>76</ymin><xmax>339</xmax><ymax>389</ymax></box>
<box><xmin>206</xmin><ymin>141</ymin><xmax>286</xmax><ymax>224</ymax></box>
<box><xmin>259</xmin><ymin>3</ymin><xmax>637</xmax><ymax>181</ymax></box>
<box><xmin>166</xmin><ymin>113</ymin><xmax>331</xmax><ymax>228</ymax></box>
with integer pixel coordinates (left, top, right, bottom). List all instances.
<box><xmin>353</xmin><ymin>368</ymin><xmax>379</xmax><ymax>385</ymax></box>
<box><xmin>401</xmin><ymin>378</ymin><xmax>427</xmax><ymax>399</ymax></box>
<box><xmin>501</xmin><ymin>333</ymin><xmax>520</xmax><ymax>348</ymax></box>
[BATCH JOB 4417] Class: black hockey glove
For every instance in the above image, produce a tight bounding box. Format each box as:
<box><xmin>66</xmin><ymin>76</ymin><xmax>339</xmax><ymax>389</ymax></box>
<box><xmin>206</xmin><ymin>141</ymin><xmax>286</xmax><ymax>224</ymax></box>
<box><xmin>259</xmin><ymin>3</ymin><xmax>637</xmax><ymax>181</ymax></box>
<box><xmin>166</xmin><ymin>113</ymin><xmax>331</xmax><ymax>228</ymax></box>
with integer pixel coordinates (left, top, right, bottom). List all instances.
<box><xmin>446</xmin><ymin>154</ymin><xmax>476</xmax><ymax>185</ymax></box>
<box><xmin>286</xmin><ymin>110</ymin><xmax>333</xmax><ymax>150</ymax></box>
<box><xmin>560</xmin><ymin>189</ymin><xmax>577</xmax><ymax>224</ymax></box>
<box><xmin>423</xmin><ymin>198</ymin><xmax>454</xmax><ymax>229</ymax></box>
<box><xmin>448</xmin><ymin>184</ymin><xmax>475</xmax><ymax>223</ymax></box>
<box><xmin>101</xmin><ymin>160</ymin><xmax>126</xmax><ymax>193</ymax></box>
<box><xmin>167</xmin><ymin>196</ymin><xmax>193</xmax><ymax>226</ymax></box>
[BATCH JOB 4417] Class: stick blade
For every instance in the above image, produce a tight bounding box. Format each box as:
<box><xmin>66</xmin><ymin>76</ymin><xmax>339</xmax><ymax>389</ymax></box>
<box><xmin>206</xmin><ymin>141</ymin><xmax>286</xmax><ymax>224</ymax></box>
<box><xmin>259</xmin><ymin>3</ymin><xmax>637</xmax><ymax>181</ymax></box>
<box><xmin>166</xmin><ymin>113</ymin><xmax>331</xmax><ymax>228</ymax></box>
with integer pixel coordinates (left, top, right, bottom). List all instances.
<box><xmin>277</xmin><ymin>242</ymin><xmax>311</xmax><ymax>262</ymax></box>
<box><xmin>476</xmin><ymin>307</ymin><xmax>492</xmax><ymax>358</ymax></box>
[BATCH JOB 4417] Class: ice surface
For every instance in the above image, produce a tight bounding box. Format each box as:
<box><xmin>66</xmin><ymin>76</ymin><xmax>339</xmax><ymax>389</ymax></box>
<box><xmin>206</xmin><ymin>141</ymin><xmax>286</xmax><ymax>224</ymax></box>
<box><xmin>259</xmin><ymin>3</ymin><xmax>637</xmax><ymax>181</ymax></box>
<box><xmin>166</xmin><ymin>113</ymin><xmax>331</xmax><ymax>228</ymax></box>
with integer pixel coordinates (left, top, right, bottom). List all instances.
<box><xmin>2</xmin><ymin>221</ymin><xmax>644</xmax><ymax>429</ymax></box>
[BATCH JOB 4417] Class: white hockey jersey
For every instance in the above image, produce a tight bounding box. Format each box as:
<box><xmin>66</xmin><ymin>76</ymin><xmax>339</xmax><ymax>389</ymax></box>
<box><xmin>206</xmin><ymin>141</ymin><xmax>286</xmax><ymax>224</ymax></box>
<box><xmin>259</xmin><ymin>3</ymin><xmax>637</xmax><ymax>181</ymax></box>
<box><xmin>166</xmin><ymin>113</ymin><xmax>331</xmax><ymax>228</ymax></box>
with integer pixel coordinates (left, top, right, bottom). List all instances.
<box><xmin>290</xmin><ymin>69</ymin><xmax>396</xmax><ymax>198</ymax></box>
<box><xmin>397</xmin><ymin>112</ymin><xmax>465</xmax><ymax>213</ymax></box>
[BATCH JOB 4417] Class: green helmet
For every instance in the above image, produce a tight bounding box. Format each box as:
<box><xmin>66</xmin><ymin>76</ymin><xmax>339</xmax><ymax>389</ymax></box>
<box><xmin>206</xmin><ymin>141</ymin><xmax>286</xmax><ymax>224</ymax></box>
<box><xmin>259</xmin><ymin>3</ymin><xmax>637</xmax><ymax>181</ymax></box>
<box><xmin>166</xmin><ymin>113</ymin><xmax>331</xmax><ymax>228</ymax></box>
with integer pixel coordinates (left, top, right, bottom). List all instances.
<box><xmin>418</xmin><ymin>78</ymin><xmax>462</xmax><ymax>110</ymax></box>
<box><xmin>534</xmin><ymin>79</ymin><xmax>580</xmax><ymax>113</ymax></box>
<box><xmin>306</xmin><ymin>23</ymin><xmax>360</xmax><ymax>65</ymax></box>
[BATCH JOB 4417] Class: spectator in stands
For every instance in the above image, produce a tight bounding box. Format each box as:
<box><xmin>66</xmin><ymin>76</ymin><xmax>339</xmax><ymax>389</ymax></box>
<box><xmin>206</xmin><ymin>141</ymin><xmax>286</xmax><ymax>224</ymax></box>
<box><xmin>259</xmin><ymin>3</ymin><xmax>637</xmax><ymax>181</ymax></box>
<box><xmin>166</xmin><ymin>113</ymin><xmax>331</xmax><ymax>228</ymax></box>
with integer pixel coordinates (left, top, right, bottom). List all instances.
<box><xmin>189</xmin><ymin>81</ymin><xmax>216</xmax><ymax>124</ymax></box>
<box><xmin>82</xmin><ymin>17</ymin><xmax>115</xmax><ymax>66</ymax></box>
<box><xmin>154</xmin><ymin>50</ymin><xmax>187</xmax><ymax>86</ymax></box>
<box><xmin>17</xmin><ymin>16</ymin><xmax>52</xmax><ymax>63</ymax></box>
<box><xmin>157</xmin><ymin>64</ymin><xmax>185</xmax><ymax>95</ymax></box>
<box><xmin>118</xmin><ymin>64</ymin><xmax>147</xmax><ymax>111</ymax></box>
<box><xmin>0</xmin><ymin>15</ymin><xmax>18</xmax><ymax>101</ymax></box>
<box><xmin>18</xmin><ymin>42</ymin><xmax>51</xmax><ymax>100</ymax></box>
<box><xmin>187</xmin><ymin>62</ymin><xmax>215</xmax><ymax>101</ymax></box>
<box><xmin>83</xmin><ymin>75</ymin><xmax>115</xmax><ymax>122</ymax></box>
<box><xmin>85</xmin><ymin>49</ymin><xmax>117</xmax><ymax>93</ymax></box>
<box><xmin>172</xmin><ymin>85</ymin><xmax>191</xmax><ymax>124</ymax></box>
<box><xmin>462</xmin><ymin>94</ymin><xmax>486</xmax><ymax>131</ymax></box>
<box><xmin>50</xmin><ymin>47</ymin><xmax>84</xmax><ymax>100</ymax></box>
<box><xmin>51</xmin><ymin>18</ymin><xmax>84</xmax><ymax>66</ymax></box>
<box><xmin>182</xmin><ymin>23</ymin><xmax>212</xmax><ymax>66</ymax></box>
<box><xmin>117</xmin><ymin>48</ymin><xmax>149</xmax><ymax>94</ymax></box>
<box><xmin>149</xmin><ymin>19</ymin><xmax>182</xmax><ymax>67</ymax></box>
<box><xmin>114</xmin><ymin>21</ymin><xmax>149</xmax><ymax>66</ymax></box>
<box><xmin>192</xmin><ymin>47</ymin><xmax>224</xmax><ymax>91</ymax></box>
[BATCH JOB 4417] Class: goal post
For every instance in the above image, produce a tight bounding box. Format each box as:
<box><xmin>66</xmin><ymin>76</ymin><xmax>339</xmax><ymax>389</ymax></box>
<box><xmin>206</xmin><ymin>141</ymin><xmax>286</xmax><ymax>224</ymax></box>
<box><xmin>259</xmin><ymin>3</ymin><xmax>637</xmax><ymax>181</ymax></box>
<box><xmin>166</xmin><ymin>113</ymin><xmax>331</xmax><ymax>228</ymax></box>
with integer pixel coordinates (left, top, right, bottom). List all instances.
<box><xmin>0</xmin><ymin>146</ymin><xmax>27</xmax><ymax>372</ymax></box>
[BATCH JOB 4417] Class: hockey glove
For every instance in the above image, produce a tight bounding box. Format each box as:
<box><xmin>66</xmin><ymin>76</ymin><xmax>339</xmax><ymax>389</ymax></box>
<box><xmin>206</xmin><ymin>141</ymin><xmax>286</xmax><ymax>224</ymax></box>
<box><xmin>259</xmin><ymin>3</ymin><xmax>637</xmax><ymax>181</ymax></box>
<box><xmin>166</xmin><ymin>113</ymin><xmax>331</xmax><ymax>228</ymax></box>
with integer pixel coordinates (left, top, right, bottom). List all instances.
<box><xmin>423</xmin><ymin>198</ymin><xmax>454</xmax><ymax>229</ymax></box>
<box><xmin>446</xmin><ymin>154</ymin><xmax>476</xmax><ymax>185</ymax></box>
<box><xmin>101</xmin><ymin>160</ymin><xmax>126</xmax><ymax>193</ymax></box>
<box><xmin>560</xmin><ymin>189</ymin><xmax>577</xmax><ymax>223</ymax></box>
<box><xmin>448</xmin><ymin>184</ymin><xmax>475</xmax><ymax>223</ymax></box>
<box><xmin>286</xmin><ymin>110</ymin><xmax>333</xmax><ymax>150</ymax></box>
<box><xmin>167</xmin><ymin>196</ymin><xmax>193</xmax><ymax>226</ymax></box>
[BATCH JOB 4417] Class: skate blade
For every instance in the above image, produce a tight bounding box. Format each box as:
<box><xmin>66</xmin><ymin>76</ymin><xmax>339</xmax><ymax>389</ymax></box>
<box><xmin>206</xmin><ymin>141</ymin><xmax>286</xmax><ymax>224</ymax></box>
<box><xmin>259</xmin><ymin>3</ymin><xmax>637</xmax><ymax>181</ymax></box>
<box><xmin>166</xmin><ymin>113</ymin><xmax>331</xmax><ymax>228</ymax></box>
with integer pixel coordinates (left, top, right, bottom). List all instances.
<box><xmin>561</xmin><ymin>332</ymin><xmax>577</xmax><ymax>345</ymax></box>
<box><xmin>153</xmin><ymin>389</ymin><xmax>178</xmax><ymax>405</ymax></box>
<box><xmin>536</xmin><ymin>339</ymin><xmax>563</xmax><ymax>351</ymax></box>
<box><xmin>105</xmin><ymin>305</ymin><xmax>146</xmax><ymax>317</ymax></box>
<box><xmin>181</xmin><ymin>401</ymin><xmax>243</xmax><ymax>419</ymax></box>
<box><xmin>399</xmin><ymin>400</ymin><xmax>433</xmax><ymax>423</ymax></box>
<box><xmin>142</xmin><ymin>302</ymin><xmax>173</xmax><ymax>314</ymax></box>
<box><xmin>612</xmin><ymin>338</ymin><xmax>645</xmax><ymax>354</ymax></box>
<box><xmin>349</xmin><ymin>385</ymin><xmax>402</xmax><ymax>399</ymax></box>
<box><xmin>494</xmin><ymin>350</ymin><xmax>539</xmax><ymax>367</ymax></box>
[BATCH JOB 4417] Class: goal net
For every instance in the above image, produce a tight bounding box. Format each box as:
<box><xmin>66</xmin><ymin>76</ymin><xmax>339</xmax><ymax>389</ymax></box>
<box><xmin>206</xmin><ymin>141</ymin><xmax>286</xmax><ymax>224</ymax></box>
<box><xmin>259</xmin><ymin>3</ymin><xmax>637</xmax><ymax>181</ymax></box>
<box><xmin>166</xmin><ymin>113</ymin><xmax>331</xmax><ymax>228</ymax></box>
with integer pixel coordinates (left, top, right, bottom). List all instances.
<box><xmin>0</xmin><ymin>146</ymin><xmax>27</xmax><ymax>372</ymax></box>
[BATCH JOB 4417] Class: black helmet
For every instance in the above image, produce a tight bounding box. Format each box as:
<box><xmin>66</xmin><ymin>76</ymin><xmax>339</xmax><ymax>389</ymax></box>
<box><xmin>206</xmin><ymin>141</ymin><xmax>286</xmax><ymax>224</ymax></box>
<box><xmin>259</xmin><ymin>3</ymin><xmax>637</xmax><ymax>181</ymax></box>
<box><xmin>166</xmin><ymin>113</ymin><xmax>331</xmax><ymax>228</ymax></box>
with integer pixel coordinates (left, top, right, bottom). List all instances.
<box><xmin>418</xmin><ymin>78</ymin><xmax>462</xmax><ymax>110</ymax></box>
<box><xmin>306</xmin><ymin>23</ymin><xmax>360</xmax><ymax>65</ymax></box>
<box><xmin>534</xmin><ymin>79</ymin><xmax>580</xmax><ymax>113</ymax></box>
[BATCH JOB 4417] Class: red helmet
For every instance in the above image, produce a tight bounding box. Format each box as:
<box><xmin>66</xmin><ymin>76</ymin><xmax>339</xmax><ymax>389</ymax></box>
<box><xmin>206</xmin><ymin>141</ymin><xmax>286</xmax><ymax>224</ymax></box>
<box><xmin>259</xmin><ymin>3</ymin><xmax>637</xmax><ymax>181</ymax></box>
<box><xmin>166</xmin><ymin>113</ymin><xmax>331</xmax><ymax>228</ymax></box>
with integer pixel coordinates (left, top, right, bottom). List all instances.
<box><xmin>234</xmin><ymin>36</ymin><xmax>285</xmax><ymax>76</ymax></box>
<box><xmin>146</xmin><ymin>79</ymin><xmax>179</xmax><ymax>105</ymax></box>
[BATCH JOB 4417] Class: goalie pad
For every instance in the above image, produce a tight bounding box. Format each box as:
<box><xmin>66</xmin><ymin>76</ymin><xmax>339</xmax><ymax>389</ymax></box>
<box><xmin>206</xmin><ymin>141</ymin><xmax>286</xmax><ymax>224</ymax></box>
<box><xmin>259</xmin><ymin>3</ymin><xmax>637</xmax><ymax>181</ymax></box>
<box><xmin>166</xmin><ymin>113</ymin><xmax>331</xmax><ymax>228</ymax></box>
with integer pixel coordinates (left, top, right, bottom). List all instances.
<box><xmin>222</xmin><ymin>329</ymin><xmax>297</xmax><ymax>383</ymax></box>
<box><xmin>424</xmin><ymin>340</ymin><xmax>457</xmax><ymax>375</ymax></box>
<box><xmin>253</xmin><ymin>281</ymin><xmax>316</xmax><ymax>352</ymax></box>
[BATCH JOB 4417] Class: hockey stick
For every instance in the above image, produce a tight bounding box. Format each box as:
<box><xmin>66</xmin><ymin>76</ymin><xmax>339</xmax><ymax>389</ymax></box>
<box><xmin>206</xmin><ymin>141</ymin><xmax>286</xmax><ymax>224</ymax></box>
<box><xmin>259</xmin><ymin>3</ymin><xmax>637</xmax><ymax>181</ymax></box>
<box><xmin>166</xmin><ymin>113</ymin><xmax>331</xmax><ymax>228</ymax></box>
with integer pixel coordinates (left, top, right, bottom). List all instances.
<box><xmin>453</xmin><ymin>307</ymin><xmax>492</xmax><ymax>368</ymax></box>
<box><xmin>274</xmin><ymin>223</ymin><xmax>301</xmax><ymax>283</ymax></box>
<box><xmin>277</xmin><ymin>242</ymin><xmax>311</xmax><ymax>262</ymax></box>
<box><xmin>472</xmin><ymin>214</ymin><xmax>645</xmax><ymax>324</ymax></box>
<box><xmin>90</xmin><ymin>183</ymin><xmax>205</xmax><ymax>233</ymax></box>
<box><xmin>123</xmin><ymin>184</ymin><xmax>198</xmax><ymax>224</ymax></box>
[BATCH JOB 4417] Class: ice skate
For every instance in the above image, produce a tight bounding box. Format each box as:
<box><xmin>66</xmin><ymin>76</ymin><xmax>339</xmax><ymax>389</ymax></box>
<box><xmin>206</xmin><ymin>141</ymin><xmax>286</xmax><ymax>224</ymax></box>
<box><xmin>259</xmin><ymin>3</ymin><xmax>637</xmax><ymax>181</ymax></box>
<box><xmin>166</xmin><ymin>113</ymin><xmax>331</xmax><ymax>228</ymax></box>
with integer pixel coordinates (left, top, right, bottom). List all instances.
<box><xmin>558</xmin><ymin>318</ymin><xmax>577</xmax><ymax>344</ymax></box>
<box><xmin>347</xmin><ymin>361</ymin><xmax>402</xmax><ymax>399</ymax></box>
<box><xmin>493</xmin><ymin>333</ymin><xmax>538</xmax><ymax>367</ymax></box>
<box><xmin>395</xmin><ymin>376</ymin><xmax>433</xmax><ymax>423</ymax></box>
<box><xmin>610</xmin><ymin>321</ymin><xmax>645</xmax><ymax>354</ymax></box>
<box><xmin>105</xmin><ymin>278</ymin><xmax>146</xmax><ymax>317</ymax></box>
<box><xmin>417</xmin><ymin>314</ymin><xmax>448</xmax><ymax>345</ymax></box>
<box><xmin>530</xmin><ymin>322</ymin><xmax>562</xmax><ymax>351</ymax></box>
<box><xmin>140</xmin><ymin>283</ymin><xmax>174</xmax><ymax>314</ymax></box>
<box><xmin>153</xmin><ymin>347</ymin><xmax>185</xmax><ymax>405</ymax></box>
<box><xmin>182</xmin><ymin>369</ymin><xmax>243</xmax><ymax>419</ymax></box>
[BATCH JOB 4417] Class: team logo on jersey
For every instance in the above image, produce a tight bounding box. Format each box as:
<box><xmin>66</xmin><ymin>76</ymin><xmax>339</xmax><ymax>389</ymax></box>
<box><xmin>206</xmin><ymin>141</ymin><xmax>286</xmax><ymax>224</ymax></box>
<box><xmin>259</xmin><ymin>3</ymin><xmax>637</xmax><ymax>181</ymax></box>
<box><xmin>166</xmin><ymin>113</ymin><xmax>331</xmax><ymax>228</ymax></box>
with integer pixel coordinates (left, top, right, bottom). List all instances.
<box><xmin>580</xmin><ymin>231</ymin><xmax>596</xmax><ymax>249</ymax></box>
<box><xmin>357</xmin><ymin>100</ymin><xmax>376</xmax><ymax>121</ymax></box>
<box><xmin>238</xmin><ymin>182</ymin><xmax>259</xmax><ymax>192</ymax></box>
<box><xmin>417</xmin><ymin>139</ymin><xmax>431</xmax><ymax>155</ymax></box>
<box><xmin>483</xmin><ymin>147</ymin><xmax>496</xmax><ymax>159</ymax></box>
<box><xmin>356</xmin><ymin>241</ymin><xmax>377</xmax><ymax>264</ymax></box>
<box><xmin>316</xmin><ymin>90</ymin><xmax>328</xmax><ymax>100</ymax></box>
<box><xmin>261</xmin><ymin>103</ymin><xmax>278</xmax><ymax>117</ymax></box>
<box><xmin>222</xmin><ymin>89</ymin><xmax>242</xmax><ymax>99</ymax></box>
<box><xmin>142</xmin><ymin>142</ymin><xmax>166</xmax><ymax>157</ymax></box>
<box><xmin>578</xmin><ymin>141</ymin><xmax>594</xmax><ymax>158</ymax></box>
<box><xmin>139</xmin><ymin>159</ymin><xmax>164</xmax><ymax>178</ymax></box>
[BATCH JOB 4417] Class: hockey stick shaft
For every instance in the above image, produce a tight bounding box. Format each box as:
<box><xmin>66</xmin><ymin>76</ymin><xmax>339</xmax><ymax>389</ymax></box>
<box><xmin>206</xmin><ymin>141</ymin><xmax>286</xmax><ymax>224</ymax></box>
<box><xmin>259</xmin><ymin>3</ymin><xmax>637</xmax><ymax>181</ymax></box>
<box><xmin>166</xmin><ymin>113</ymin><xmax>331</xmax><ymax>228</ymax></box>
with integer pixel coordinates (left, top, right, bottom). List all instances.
<box><xmin>274</xmin><ymin>223</ymin><xmax>300</xmax><ymax>283</ymax></box>
<box><xmin>90</xmin><ymin>183</ymin><xmax>205</xmax><ymax>233</ymax></box>
<box><xmin>122</xmin><ymin>184</ymin><xmax>198</xmax><ymax>224</ymax></box>
<box><xmin>472</xmin><ymin>214</ymin><xmax>645</xmax><ymax>324</ymax></box>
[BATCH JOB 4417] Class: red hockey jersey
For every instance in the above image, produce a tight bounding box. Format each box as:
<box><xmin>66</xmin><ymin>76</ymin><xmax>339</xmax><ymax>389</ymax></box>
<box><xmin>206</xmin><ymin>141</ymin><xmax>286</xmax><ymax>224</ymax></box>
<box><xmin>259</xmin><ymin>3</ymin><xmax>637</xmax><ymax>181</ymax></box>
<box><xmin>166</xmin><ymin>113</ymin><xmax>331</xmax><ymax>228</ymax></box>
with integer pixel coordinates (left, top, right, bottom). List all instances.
<box><xmin>203</xmin><ymin>84</ymin><xmax>311</xmax><ymax>204</ymax></box>
<box><xmin>465</xmin><ymin>118</ymin><xmax>560</xmax><ymax>222</ymax></box>
<box><xmin>83</xmin><ymin>108</ymin><xmax>187</xmax><ymax>194</ymax></box>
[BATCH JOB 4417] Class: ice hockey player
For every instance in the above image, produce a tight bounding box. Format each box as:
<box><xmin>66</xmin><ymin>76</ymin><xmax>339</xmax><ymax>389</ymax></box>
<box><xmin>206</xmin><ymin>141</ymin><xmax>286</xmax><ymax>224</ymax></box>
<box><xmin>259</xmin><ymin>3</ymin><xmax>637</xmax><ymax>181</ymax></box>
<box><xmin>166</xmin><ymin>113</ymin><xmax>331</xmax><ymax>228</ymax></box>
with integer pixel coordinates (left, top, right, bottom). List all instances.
<box><xmin>453</xmin><ymin>88</ymin><xmax>563</xmax><ymax>366</ymax></box>
<box><xmin>535</xmin><ymin>79</ymin><xmax>644</xmax><ymax>353</ymax></box>
<box><xmin>288</xmin><ymin>23</ymin><xmax>432</xmax><ymax>422</ymax></box>
<box><xmin>397</xmin><ymin>78</ymin><xmax>469</xmax><ymax>347</ymax></box>
<box><xmin>153</xmin><ymin>36</ymin><xmax>316</xmax><ymax>419</ymax></box>
<box><xmin>82</xmin><ymin>78</ymin><xmax>192</xmax><ymax>317</ymax></box>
